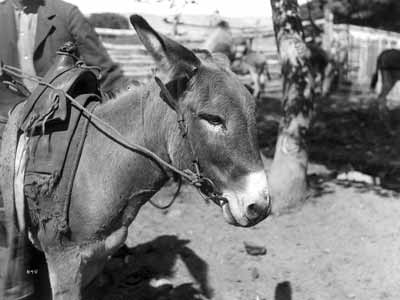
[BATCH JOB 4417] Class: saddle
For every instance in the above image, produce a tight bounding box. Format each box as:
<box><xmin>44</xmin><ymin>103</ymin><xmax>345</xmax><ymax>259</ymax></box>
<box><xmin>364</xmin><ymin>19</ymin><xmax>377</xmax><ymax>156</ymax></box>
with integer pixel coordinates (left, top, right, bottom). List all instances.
<box><xmin>18</xmin><ymin>42</ymin><xmax>100</xmax><ymax>132</ymax></box>
<box><xmin>17</xmin><ymin>42</ymin><xmax>101</xmax><ymax>242</ymax></box>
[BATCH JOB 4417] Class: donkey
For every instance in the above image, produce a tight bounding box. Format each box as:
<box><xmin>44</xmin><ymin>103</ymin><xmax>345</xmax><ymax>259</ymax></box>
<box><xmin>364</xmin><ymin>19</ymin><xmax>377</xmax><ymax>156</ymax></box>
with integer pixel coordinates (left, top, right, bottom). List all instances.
<box><xmin>370</xmin><ymin>49</ymin><xmax>400</xmax><ymax>111</ymax></box>
<box><xmin>1</xmin><ymin>15</ymin><xmax>272</xmax><ymax>299</ymax></box>
<box><xmin>307</xmin><ymin>42</ymin><xmax>339</xmax><ymax>97</ymax></box>
<box><xmin>231</xmin><ymin>38</ymin><xmax>272</xmax><ymax>99</ymax></box>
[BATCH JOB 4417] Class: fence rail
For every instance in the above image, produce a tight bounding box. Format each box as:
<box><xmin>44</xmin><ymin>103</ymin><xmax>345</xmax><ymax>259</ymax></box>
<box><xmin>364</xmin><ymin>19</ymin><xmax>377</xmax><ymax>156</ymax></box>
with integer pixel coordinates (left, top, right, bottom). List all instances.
<box><xmin>97</xmin><ymin>25</ymin><xmax>281</xmax><ymax>83</ymax></box>
<box><xmin>98</xmin><ymin>22</ymin><xmax>400</xmax><ymax>101</ymax></box>
<box><xmin>331</xmin><ymin>24</ymin><xmax>400</xmax><ymax>101</ymax></box>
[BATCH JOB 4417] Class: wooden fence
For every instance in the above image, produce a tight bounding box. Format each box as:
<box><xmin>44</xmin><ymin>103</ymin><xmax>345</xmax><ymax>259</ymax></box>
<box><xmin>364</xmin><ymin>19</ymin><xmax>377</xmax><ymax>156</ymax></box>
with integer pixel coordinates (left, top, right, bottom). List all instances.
<box><xmin>97</xmin><ymin>21</ymin><xmax>400</xmax><ymax>100</ymax></box>
<box><xmin>329</xmin><ymin>24</ymin><xmax>400</xmax><ymax>100</ymax></box>
<box><xmin>96</xmin><ymin>25</ymin><xmax>281</xmax><ymax>89</ymax></box>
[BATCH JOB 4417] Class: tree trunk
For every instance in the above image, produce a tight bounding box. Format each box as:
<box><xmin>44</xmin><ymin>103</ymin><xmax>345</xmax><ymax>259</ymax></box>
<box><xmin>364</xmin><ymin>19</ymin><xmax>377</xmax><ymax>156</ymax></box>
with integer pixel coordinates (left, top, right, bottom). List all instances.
<box><xmin>268</xmin><ymin>0</ymin><xmax>315</xmax><ymax>213</ymax></box>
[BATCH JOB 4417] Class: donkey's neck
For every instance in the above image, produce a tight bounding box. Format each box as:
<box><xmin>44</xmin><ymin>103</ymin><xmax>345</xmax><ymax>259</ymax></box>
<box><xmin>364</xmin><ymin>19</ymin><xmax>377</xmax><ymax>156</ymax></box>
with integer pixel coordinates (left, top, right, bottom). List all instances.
<box><xmin>95</xmin><ymin>81</ymin><xmax>174</xmax><ymax>158</ymax></box>
<box><xmin>92</xmin><ymin>81</ymin><xmax>186</xmax><ymax>186</ymax></box>
<box><xmin>70</xmin><ymin>81</ymin><xmax>181</xmax><ymax>240</ymax></box>
<box><xmin>83</xmin><ymin>79</ymin><xmax>194</xmax><ymax>204</ymax></box>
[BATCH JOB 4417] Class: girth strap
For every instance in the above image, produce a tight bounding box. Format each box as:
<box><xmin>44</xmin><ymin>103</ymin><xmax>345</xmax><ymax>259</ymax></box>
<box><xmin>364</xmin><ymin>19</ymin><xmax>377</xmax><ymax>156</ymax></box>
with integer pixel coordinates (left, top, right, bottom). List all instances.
<box><xmin>57</xmin><ymin>100</ymin><xmax>99</xmax><ymax>240</ymax></box>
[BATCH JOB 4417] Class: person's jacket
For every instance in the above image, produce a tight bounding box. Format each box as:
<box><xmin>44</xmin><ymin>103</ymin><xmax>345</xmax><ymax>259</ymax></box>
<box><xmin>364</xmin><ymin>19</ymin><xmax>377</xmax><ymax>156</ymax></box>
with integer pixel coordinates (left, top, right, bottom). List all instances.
<box><xmin>0</xmin><ymin>0</ymin><xmax>125</xmax><ymax>115</ymax></box>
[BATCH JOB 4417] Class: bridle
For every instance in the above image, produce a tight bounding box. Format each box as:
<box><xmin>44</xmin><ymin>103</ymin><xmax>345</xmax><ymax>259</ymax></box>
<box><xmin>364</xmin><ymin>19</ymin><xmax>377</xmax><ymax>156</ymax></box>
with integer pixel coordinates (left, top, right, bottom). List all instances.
<box><xmin>154</xmin><ymin>76</ymin><xmax>228</xmax><ymax>207</ymax></box>
<box><xmin>1</xmin><ymin>63</ymin><xmax>228</xmax><ymax>208</ymax></box>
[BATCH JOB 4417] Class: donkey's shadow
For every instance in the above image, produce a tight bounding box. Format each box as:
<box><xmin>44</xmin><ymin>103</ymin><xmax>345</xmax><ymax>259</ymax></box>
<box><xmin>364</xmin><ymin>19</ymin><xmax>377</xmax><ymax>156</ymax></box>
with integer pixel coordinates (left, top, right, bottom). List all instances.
<box><xmin>86</xmin><ymin>235</ymin><xmax>213</xmax><ymax>300</ymax></box>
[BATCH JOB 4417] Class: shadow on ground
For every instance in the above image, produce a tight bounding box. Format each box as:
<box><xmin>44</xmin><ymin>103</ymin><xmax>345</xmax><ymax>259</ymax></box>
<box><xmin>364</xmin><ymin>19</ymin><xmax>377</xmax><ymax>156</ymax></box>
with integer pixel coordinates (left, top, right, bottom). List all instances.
<box><xmin>274</xmin><ymin>281</ymin><xmax>292</xmax><ymax>300</ymax></box>
<box><xmin>257</xmin><ymin>88</ymin><xmax>400</xmax><ymax>192</ymax></box>
<box><xmin>86</xmin><ymin>235</ymin><xmax>213</xmax><ymax>300</ymax></box>
<box><xmin>307</xmin><ymin>172</ymin><xmax>399</xmax><ymax>202</ymax></box>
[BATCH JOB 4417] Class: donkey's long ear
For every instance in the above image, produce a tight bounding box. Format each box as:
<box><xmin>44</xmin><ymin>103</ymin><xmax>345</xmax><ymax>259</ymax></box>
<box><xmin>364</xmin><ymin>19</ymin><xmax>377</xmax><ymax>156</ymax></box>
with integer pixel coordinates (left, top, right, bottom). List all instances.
<box><xmin>129</xmin><ymin>15</ymin><xmax>200</xmax><ymax>77</ymax></box>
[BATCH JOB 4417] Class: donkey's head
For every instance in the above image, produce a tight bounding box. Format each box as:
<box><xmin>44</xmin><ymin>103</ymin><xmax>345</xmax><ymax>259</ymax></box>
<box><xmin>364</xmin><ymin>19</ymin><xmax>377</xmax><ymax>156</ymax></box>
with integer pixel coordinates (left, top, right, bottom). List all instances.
<box><xmin>130</xmin><ymin>15</ymin><xmax>271</xmax><ymax>227</ymax></box>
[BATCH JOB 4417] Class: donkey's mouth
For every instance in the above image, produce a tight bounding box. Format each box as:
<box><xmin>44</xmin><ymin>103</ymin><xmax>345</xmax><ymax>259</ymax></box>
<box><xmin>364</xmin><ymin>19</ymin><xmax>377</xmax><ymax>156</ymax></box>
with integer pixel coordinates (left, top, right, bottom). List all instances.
<box><xmin>221</xmin><ymin>202</ymin><xmax>236</xmax><ymax>225</ymax></box>
<box><xmin>221</xmin><ymin>203</ymin><xmax>253</xmax><ymax>227</ymax></box>
<box><xmin>221</xmin><ymin>193</ymin><xmax>271</xmax><ymax>227</ymax></box>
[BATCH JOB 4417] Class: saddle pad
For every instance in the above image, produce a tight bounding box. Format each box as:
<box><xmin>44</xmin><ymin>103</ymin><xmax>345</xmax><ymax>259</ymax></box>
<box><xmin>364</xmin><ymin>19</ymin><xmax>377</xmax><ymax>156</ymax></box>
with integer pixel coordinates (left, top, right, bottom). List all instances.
<box><xmin>18</xmin><ymin>66</ymin><xmax>99</xmax><ymax>132</ymax></box>
<box><xmin>23</xmin><ymin>94</ymin><xmax>99</xmax><ymax>243</ymax></box>
<box><xmin>14</xmin><ymin>134</ymin><xmax>29</xmax><ymax>232</ymax></box>
<box><xmin>25</xmin><ymin>94</ymin><xmax>98</xmax><ymax>175</ymax></box>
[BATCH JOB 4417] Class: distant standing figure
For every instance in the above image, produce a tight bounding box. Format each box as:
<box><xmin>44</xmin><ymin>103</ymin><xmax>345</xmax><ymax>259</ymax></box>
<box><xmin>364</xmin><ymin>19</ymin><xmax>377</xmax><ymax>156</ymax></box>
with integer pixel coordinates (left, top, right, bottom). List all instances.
<box><xmin>231</xmin><ymin>38</ymin><xmax>272</xmax><ymax>99</ymax></box>
<box><xmin>210</xmin><ymin>9</ymin><xmax>222</xmax><ymax>27</ymax></box>
<box><xmin>169</xmin><ymin>0</ymin><xmax>187</xmax><ymax>36</ymax></box>
<box><xmin>306</xmin><ymin>42</ymin><xmax>340</xmax><ymax>97</ymax></box>
<box><xmin>370</xmin><ymin>48</ymin><xmax>400</xmax><ymax>112</ymax></box>
<box><xmin>203</xmin><ymin>20</ymin><xmax>235</xmax><ymax>62</ymax></box>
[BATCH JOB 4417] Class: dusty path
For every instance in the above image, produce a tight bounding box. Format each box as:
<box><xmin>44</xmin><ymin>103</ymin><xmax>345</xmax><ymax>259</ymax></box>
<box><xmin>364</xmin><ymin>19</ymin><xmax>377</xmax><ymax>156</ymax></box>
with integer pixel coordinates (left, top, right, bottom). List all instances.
<box><xmin>83</xmin><ymin>160</ymin><xmax>400</xmax><ymax>300</ymax></box>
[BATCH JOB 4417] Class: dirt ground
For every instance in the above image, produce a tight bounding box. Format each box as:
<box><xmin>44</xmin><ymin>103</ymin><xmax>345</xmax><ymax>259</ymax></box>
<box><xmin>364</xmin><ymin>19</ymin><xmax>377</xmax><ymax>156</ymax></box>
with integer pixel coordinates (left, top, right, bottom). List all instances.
<box><xmin>1</xmin><ymin>88</ymin><xmax>400</xmax><ymax>300</ymax></box>
<box><xmin>79</xmin><ymin>166</ymin><xmax>398</xmax><ymax>300</ymax></box>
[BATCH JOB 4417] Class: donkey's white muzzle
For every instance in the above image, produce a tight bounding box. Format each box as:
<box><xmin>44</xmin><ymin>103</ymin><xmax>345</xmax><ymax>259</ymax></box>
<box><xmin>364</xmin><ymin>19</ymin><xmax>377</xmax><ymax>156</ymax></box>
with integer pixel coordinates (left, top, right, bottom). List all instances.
<box><xmin>222</xmin><ymin>170</ymin><xmax>271</xmax><ymax>227</ymax></box>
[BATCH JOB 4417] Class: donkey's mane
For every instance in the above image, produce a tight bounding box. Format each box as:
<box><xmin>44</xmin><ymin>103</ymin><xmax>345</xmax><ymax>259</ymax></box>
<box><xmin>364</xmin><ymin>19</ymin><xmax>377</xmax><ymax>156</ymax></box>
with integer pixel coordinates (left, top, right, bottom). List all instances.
<box><xmin>92</xmin><ymin>80</ymin><xmax>164</xmax><ymax>136</ymax></box>
<box><xmin>98</xmin><ymin>82</ymin><xmax>150</xmax><ymax>113</ymax></box>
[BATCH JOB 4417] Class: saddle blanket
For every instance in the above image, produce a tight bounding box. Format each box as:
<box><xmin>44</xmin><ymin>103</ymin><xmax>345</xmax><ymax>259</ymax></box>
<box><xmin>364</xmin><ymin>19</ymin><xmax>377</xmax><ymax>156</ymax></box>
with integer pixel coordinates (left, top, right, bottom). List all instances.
<box><xmin>17</xmin><ymin>94</ymin><xmax>99</xmax><ymax>242</ymax></box>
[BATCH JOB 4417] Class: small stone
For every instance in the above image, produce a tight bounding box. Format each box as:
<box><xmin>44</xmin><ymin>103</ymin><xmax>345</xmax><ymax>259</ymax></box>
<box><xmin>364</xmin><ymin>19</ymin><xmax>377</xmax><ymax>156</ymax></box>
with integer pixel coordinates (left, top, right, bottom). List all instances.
<box><xmin>250</xmin><ymin>267</ymin><xmax>260</xmax><ymax>280</ymax></box>
<box><xmin>243</xmin><ymin>241</ymin><xmax>267</xmax><ymax>256</ymax></box>
<box><xmin>149</xmin><ymin>278</ymin><xmax>173</xmax><ymax>288</ymax></box>
<box><xmin>167</xmin><ymin>209</ymin><xmax>182</xmax><ymax>218</ymax></box>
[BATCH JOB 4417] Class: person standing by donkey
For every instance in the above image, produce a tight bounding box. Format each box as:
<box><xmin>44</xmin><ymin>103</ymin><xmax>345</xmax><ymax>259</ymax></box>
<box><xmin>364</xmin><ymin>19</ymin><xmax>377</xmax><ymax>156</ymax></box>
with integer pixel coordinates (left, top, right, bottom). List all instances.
<box><xmin>0</xmin><ymin>0</ymin><xmax>127</xmax><ymax>135</ymax></box>
<box><xmin>0</xmin><ymin>0</ymin><xmax>127</xmax><ymax>296</ymax></box>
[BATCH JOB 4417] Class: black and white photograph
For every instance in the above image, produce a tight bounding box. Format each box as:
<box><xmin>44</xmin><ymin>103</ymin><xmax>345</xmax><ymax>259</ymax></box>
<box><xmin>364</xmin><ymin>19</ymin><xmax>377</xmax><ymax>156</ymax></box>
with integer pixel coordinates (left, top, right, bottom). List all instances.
<box><xmin>0</xmin><ymin>0</ymin><xmax>399</xmax><ymax>299</ymax></box>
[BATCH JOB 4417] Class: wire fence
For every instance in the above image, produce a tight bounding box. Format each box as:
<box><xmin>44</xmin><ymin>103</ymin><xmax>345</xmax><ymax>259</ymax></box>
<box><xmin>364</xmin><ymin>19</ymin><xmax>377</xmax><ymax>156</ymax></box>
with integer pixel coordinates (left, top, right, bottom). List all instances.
<box><xmin>330</xmin><ymin>24</ymin><xmax>400</xmax><ymax>100</ymax></box>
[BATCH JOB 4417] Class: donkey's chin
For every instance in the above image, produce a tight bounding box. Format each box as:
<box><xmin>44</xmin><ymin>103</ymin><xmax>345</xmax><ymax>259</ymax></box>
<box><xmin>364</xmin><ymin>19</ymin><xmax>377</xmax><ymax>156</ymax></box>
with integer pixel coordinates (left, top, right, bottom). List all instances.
<box><xmin>221</xmin><ymin>202</ymin><xmax>238</xmax><ymax>225</ymax></box>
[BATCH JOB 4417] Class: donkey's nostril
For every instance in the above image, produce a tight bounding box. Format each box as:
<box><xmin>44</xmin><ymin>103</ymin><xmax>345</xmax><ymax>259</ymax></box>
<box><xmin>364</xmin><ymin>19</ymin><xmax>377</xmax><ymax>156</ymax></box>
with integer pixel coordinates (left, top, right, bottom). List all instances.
<box><xmin>246</xmin><ymin>203</ymin><xmax>261</xmax><ymax>220</ymax></box>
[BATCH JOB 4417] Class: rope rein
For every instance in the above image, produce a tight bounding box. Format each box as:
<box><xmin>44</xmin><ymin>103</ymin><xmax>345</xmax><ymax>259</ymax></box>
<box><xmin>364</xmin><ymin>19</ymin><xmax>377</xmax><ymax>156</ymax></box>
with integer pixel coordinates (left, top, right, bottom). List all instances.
<box><xmin>1</xmin><ymin>64</ymin><xmax>228</xmax><ymax>208</ymax></box>
<box><xmin>3</xmin><ymin>65</ymin><xmax>195</xmax><ymax>180</ymax></box>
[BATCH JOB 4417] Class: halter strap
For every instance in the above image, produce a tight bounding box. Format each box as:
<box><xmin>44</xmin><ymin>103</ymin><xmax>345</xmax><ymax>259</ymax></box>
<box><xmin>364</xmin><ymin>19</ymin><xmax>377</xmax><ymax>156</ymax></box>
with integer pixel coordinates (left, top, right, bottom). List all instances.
<box><xmin>154</xmin><ymin>76</ymin><xmax>227</xmax><ymax>206</ymax></box>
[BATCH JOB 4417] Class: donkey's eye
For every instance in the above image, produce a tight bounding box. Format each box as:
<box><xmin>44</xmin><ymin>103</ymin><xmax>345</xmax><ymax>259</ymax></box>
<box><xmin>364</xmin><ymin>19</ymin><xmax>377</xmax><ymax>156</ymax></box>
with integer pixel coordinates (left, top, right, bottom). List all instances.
<box><xmin>198</xmin><ymin>113</ymin><xmax>226</xmax><ymax>127</ymax></box>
